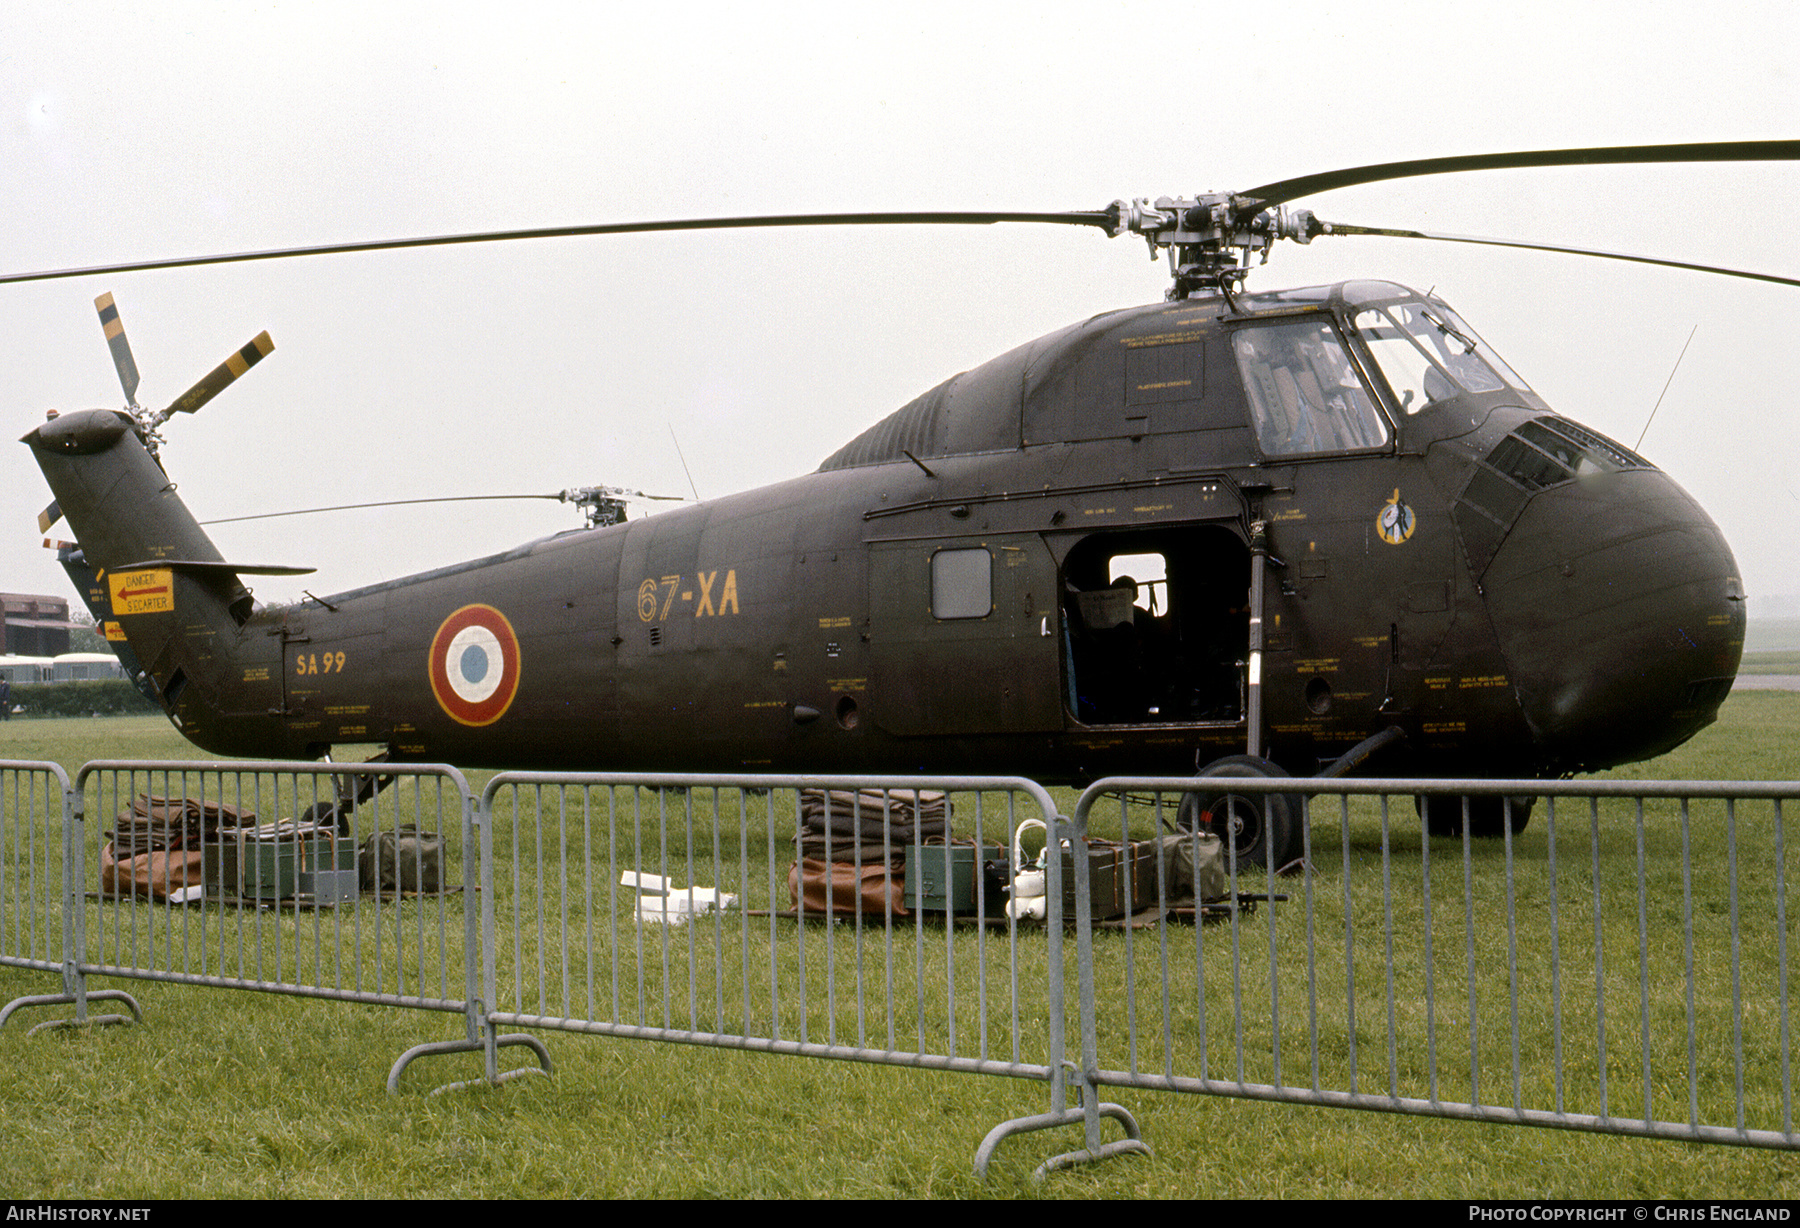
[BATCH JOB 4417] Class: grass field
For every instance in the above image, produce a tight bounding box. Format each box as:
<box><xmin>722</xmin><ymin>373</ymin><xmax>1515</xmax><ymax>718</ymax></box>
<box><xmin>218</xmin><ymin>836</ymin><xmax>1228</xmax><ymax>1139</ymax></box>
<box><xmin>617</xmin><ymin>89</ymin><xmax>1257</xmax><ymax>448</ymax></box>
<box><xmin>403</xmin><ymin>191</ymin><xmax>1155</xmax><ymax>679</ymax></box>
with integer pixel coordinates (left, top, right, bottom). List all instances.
<box><xmin>1745</xmin><ymin>618</ymin><xmax>1800</xmax><ymax>654</ymax></box>
<box><xmin>1</xmin><ymin>707</ymin><xmax>1798</xmax><ymax>1198</ymax></box>
<box><xmin>1736</xmin><ymin>650</ymin><xmax>1800</xmax><ymax>675</ymax></box>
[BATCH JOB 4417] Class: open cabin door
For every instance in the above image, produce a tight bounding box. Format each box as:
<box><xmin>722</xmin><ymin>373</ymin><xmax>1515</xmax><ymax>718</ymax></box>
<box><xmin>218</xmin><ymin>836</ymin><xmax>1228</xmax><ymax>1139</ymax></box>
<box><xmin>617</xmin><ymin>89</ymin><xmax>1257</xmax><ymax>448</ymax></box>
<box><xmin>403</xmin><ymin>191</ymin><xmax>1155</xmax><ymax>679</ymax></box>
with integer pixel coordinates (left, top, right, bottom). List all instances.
<box><xmin>867</xmin><ymin>534</ymin><xmax>1063</xmax><ymax>736</ymax></box>
<box><xmin>1054</xmin><ymin>523</ymin><xmax>1251</xmax><ymax>728</ymax></box>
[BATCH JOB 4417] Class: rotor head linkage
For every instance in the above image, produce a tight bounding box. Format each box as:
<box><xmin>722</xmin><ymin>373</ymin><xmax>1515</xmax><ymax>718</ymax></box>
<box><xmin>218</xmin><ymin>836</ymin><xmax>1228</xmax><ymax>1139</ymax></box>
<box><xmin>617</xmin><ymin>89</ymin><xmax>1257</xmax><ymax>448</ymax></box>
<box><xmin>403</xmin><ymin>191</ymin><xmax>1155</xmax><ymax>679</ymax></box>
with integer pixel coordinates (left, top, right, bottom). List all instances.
<box><xmin>558</xmin><ymin>485</ymin><xmax>683</xmax><ymax>528</ymax></box>
<box><xmin>1108</xmin><ymin>197</ymin><xmax>1327</xmax><ymax>298</ymax></box>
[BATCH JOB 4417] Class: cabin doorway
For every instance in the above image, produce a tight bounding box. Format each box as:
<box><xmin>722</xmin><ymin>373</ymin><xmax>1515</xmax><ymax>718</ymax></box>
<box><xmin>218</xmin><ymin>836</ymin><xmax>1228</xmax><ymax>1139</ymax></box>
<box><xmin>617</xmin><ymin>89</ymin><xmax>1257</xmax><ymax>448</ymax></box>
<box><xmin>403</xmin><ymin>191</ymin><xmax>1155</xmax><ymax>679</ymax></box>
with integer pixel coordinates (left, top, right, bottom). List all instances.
<box><xmin>1057</xmin><ymin>525</ymin><xmax>1249</xmax><ymax>726</ymax></box>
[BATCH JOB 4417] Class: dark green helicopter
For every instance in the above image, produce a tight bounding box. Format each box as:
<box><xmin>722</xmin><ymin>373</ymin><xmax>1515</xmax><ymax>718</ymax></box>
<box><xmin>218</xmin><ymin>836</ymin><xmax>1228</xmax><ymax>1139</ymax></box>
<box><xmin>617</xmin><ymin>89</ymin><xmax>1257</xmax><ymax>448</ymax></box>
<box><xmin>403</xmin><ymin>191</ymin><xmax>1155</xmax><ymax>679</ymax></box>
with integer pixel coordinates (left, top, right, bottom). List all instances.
<box><xmin>15</xmin><ymin>141</ymin><xmax>1797</xmax><ymax>868</ymax></box>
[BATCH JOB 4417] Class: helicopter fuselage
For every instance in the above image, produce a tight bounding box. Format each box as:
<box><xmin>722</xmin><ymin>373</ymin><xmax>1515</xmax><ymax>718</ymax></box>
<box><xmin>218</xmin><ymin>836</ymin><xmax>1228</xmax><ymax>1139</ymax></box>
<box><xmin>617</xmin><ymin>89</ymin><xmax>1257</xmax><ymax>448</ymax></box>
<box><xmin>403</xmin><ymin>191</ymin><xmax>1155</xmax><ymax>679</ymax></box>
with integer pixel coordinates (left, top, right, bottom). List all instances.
<box><xmin>33</xmin><ymin>280</ymin><xmax>1744</xmax><ymax>785</ymax></box>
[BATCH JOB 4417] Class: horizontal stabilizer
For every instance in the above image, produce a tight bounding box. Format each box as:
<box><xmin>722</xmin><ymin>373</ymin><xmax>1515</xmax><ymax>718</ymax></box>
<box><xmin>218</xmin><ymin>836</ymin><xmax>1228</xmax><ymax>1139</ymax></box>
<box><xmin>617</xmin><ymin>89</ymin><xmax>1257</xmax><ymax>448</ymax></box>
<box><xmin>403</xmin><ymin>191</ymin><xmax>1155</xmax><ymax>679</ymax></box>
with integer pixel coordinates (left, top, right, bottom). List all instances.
<box><xmin>115</xmin><ymin>558</ymin><xmax>316</xmax><ymax>577</ymax></box>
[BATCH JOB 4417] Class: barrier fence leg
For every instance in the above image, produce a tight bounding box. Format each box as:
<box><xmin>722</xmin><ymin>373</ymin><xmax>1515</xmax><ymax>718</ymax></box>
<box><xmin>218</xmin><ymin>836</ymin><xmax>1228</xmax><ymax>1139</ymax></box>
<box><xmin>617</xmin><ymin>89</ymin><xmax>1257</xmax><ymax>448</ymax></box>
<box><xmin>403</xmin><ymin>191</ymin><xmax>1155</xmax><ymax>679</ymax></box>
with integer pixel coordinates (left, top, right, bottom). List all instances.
<box><xmin>973</xmin><ymin>811</ymin><xmax>1151</xmax><ymax>1180</ymax></box>
<box><xmin>385</xmin><ymin>1000</ymin><xmax>553</xmax><ymax>1096</ymax></box>
<box><xmin>0</xmin><ymin>985</ymin><xmax>143</xmax><ymax>1034</ymax></box>
<box><xmin>974</xmin><ymin>1064</ymin><xmax>1151</xmax><ymax>1182</ymax></box>
<box><xmin>387</xmin><ymin>788</ymin><xmax>551</xmax><ymax>1095</ymax></box>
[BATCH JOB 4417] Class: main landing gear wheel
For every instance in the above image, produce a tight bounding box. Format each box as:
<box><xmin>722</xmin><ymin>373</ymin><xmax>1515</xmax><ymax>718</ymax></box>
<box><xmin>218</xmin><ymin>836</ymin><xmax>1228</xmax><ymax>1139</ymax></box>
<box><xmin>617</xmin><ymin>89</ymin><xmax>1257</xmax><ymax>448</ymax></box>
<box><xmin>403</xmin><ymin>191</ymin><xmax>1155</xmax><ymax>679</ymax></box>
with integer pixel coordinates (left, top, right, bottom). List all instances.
<box><xmin>1415</xmin><ymin>793</ymin><xmax>1535</xmax><ymax>838</ymax></box>
<box><xmin>1176</xmin><ymin>754</ymin><xmax>1306</xmax><ymax>875</ymax></box>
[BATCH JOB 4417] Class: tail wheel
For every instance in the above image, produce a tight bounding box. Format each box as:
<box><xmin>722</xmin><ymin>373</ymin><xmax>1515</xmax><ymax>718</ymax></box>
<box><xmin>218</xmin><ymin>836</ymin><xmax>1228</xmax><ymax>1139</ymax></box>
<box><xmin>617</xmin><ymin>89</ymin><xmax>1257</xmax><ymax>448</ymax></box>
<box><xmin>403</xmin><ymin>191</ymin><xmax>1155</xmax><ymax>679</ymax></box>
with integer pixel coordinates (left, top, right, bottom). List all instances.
<box><xmin>1176</xmin><ymin>754</ymin><xmax>1305</xmax><ymax>875</ymax></box>
<box><xmin>1415</xmin><ymin>793</ymin><xmax>1535</xmax><ymax>838</ymax></box>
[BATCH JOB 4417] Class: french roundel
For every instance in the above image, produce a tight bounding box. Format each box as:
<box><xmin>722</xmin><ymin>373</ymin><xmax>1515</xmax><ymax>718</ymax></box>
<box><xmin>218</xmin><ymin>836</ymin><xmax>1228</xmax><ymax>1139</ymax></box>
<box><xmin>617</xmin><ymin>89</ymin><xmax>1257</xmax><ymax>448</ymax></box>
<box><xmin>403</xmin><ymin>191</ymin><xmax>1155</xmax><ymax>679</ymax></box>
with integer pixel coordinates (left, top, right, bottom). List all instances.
<box><xmin>428</xmin><ymin>604</ymin><xmax>521</xmax><ymax>727</ymax></box>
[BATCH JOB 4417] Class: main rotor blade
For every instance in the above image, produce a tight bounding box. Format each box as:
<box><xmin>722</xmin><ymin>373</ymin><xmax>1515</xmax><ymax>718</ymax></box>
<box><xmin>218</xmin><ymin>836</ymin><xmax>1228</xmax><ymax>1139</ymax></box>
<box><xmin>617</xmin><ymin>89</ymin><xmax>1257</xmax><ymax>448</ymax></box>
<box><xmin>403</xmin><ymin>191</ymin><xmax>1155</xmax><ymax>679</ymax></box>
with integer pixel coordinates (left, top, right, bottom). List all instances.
<box><xmin>164</xmin><ymin>331</ymin><xmax>274</xmax><ymax>416</ymax></box>
<box><xmin>93</xmin><ymin>292</ymin><xmax>141</xmax><ymax>404</ymax></box>
<box><xmin>1242</xmin><ymin>140</ymin><xmax>1800</xmax><ymax>210</ymax></box>
<box><xmin>0</xmin><ymin>210</ymin><xmax>1113</xmax><ymax>286</ymax></box>
<box><xmin>198</xmin><ymin>492</ymin><xmax>565</xmax><ymax>525</ymax></box>
<box><xmin>198</xmin><ymin>487</ymin><xmax>686</xmax><ymax>526</ymax></box>
<box><xmin>1320</xmin><ymin>221</ymin><xmax>1800</xmax><ymax>288</ymax></box>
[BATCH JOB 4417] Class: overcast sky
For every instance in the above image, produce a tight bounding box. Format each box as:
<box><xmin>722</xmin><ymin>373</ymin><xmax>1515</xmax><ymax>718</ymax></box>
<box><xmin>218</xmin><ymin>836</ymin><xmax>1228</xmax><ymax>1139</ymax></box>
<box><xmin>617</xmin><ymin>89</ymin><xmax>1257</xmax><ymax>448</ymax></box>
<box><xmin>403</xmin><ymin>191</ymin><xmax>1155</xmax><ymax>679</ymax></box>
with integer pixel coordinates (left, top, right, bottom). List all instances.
<box><xmin>4</xmin><ymin>1</ymin><xmax>1797</xmax><ymax>618</ymax></box>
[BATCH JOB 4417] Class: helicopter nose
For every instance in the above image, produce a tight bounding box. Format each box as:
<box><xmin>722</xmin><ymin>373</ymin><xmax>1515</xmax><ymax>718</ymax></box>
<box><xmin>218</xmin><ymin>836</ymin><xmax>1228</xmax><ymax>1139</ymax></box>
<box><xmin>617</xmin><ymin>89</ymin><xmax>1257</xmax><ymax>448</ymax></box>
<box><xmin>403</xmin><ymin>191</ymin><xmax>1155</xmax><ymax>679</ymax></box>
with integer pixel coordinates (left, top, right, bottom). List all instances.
<box><xmin>1473</xmin><ymin>466</ymin><xmax>1744</xmax><ymax>773</ymax></box>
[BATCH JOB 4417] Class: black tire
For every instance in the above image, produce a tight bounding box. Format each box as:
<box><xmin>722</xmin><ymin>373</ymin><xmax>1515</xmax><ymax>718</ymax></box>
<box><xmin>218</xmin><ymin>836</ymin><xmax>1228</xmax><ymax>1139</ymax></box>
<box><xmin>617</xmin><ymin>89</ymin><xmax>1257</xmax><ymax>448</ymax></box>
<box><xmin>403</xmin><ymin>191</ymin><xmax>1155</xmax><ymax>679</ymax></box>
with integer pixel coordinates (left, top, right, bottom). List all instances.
<box><xmin>1176</xmin><ymin>754</ymin><xmax>1305</xmax><ymax>874</ymax></box>
<box><xmin>1415</xmin><ymin>793</ymin><xmax>1534</xmax><ymax>838</ymax></box>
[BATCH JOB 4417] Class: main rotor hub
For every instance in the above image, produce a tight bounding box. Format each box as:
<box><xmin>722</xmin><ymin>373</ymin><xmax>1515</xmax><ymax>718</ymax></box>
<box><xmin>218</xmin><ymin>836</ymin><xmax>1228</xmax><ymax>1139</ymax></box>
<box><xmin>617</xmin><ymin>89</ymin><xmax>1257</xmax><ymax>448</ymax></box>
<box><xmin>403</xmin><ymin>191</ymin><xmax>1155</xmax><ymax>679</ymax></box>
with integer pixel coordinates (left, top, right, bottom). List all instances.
<box><xmin>1109</xmin><ymin>196</ymin><xmax>1326</xmax><ymax>298</ymax></box>
<box><xmin>558</xmin><ymin>484</ymin><xmax>683</xmax><ymax>528</ymax></box>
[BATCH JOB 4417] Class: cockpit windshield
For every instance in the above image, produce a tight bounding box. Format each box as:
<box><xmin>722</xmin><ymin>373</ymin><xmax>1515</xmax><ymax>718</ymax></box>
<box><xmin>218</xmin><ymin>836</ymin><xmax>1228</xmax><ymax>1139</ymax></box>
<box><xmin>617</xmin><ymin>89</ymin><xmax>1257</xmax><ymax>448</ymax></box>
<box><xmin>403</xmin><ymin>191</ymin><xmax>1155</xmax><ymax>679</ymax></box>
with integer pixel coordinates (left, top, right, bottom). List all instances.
<box><xmin>1350</xmin><ymin>294</ymin><xmax>1532</xmax><ymax>414</ymax></box>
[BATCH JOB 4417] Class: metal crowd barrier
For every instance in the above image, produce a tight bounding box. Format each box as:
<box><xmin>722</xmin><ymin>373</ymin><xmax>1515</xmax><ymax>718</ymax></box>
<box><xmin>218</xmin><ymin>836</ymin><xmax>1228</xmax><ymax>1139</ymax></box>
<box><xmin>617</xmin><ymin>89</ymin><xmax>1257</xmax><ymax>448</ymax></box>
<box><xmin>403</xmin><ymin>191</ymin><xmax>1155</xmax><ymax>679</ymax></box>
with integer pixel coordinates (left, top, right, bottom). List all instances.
<box><xmin>58</xmin><ymin>760</ymin><xmax>510</xmax><ymax>1090</ymax></box>
<box><xmin>477</xmin><ymin>772</ymin><xmax>1126</xmax><ymax>1175</ymax></box>
<box><xmin>1068</xmin><ymin>776</ymin><xmax>1800</xmax><ymax>1162</ymax></box>
<box><xmin>5</xmin><ymin>758</ymin><xmax>1799</xmax><ymax>1178</ymax></box>
<box><xmin>0</xmin><ymin>762</ymin><xmax>70</xmax><ymax>982</ymax></box>
<box><xmin>0</xmin><ymin>760</ymin><xmax>137</xmax><ymax>1032</ymax></box>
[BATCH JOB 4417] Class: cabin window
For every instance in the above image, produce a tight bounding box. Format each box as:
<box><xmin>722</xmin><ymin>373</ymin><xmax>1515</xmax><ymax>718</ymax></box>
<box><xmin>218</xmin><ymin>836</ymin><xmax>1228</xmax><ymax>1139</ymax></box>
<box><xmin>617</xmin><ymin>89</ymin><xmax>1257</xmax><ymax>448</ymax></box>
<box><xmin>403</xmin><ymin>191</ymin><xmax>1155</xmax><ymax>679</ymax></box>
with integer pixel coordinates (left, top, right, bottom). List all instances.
<box><xmin>1232</xmin><ymin>319</ymin><xmax>1391</xmax><ymax>455</ymax></box>
<box><xmin>931</xmin><ymin>548</ymin><xmax>992</xmax><ymax>619</ymax></box>
<box><xmin>1107</xmin><ymin>553</ymin><xmax>1167</xmax><ymax>616</ymax></box>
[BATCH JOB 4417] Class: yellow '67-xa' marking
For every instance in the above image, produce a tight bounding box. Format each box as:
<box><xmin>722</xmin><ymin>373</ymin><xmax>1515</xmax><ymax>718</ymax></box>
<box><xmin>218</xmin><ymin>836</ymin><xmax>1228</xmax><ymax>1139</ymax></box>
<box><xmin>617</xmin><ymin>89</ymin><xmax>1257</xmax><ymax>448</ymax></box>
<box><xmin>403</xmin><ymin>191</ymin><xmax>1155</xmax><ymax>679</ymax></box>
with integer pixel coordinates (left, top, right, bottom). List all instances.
<box><xmin>636</xmin><ymin>570</ymin><xmax>740</xmax><ymax>621</ymax></box>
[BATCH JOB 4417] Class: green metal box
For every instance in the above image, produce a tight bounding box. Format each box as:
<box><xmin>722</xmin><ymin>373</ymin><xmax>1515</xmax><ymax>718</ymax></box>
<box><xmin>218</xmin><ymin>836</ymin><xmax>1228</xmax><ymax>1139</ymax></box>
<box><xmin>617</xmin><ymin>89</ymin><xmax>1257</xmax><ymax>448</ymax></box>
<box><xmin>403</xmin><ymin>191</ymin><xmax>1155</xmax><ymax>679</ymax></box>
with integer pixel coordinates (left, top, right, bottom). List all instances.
<box><xmin>205</xmin><ymin>833</ymin><xmax>357</xmax><ymax>902</ymax></box>
<box><xmin>1061</xmin><ymin>840</ymin><xmax>1161</xmax><ymax>920</ymax></box>
<box><xmin>903</xmin><ymin>843</ymin><xmax>1005</xmax><ymax>913</ymax></box>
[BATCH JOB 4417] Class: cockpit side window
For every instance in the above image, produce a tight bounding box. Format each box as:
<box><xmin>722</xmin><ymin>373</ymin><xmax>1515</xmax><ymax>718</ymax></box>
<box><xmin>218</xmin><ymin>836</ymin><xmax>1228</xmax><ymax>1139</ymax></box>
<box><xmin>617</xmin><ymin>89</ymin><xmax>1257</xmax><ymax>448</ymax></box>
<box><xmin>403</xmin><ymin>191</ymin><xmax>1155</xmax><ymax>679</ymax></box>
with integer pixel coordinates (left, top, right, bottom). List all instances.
<box><xmin>1232</xmin><ymin>319</ymin><xmax>1390</xmax><ymax>456</ymax></box>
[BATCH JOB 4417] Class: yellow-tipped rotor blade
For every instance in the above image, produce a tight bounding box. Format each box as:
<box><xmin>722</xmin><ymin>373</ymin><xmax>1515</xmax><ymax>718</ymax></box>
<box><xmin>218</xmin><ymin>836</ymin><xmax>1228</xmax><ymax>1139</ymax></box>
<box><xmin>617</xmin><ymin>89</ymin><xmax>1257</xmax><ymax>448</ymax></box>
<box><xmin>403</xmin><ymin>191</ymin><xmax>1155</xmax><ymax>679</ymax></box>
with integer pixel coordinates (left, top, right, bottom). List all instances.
<box><xmin>164</xmin><ymin>331</ymin><xmax>274</xmax><ymax>416</ymax></box>
<box><xmin>94</xmin><ymin>292</ymin><xmax>141</xmax><ymax>405</ymax></box>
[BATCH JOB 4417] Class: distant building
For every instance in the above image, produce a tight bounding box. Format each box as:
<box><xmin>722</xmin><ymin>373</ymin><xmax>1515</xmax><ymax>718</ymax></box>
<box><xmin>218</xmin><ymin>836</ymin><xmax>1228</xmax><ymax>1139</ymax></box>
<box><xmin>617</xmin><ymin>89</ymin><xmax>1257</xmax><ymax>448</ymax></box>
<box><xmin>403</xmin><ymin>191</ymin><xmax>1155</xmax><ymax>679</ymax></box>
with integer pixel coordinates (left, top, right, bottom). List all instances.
<box><xmin>0</xmin><ymin>593</ymin><xmax>72</xmax><ymax>658</ymax></box>
<box><xmin>51</xmin><ymin>653</ymin><xmax>125</xmax><ymax>682</ymax></box>
<box><xmin>0</xmin><ymin>657</ymin><xmax>54</xmax><ymax>686</ymax></box>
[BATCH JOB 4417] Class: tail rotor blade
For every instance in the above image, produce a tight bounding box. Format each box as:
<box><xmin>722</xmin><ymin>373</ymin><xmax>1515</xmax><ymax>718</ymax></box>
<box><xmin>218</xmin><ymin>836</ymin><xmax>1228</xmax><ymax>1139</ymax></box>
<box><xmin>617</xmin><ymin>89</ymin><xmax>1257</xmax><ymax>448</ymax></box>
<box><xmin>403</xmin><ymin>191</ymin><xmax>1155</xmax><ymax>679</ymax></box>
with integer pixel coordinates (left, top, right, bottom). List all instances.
<box><xmin>93</xmin><ymin>292</ymin><xmax>141</xmax><ymax>405</ymax></box>
<box><xmin>164</xmin><ymin>331</ymin><xmax>274</xmax><ymax>416</ymax></box>
<box><xmin>36</xmin><ymin>500</ymin><xmax>62</xmax><ymax>534</ymax></box>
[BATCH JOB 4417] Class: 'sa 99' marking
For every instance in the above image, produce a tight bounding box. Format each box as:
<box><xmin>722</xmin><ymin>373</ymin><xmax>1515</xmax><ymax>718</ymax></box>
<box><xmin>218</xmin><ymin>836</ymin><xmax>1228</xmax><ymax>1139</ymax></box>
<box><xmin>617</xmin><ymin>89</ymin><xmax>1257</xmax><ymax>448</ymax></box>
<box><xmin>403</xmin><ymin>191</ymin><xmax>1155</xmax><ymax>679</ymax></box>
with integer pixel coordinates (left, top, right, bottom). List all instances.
<box><xmin>295</xmin><ymin>652</ymin><xmax>347</xmax><ymax>676</ymax></box>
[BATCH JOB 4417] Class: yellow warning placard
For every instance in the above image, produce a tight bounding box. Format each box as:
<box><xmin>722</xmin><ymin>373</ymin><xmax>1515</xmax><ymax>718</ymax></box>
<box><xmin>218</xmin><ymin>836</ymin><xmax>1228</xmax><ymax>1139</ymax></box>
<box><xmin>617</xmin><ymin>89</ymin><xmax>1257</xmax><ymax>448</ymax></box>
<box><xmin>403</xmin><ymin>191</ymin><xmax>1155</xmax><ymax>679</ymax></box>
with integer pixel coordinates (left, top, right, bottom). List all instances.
<box><xmin>103</xmin><ymin>621</ymin><xmax>126</xmax><ymax>641</ymax></box>
<box><xmin>109</xmin><ymin>569</ymin><xmax>174</xmax><ymax>616</ymax></box>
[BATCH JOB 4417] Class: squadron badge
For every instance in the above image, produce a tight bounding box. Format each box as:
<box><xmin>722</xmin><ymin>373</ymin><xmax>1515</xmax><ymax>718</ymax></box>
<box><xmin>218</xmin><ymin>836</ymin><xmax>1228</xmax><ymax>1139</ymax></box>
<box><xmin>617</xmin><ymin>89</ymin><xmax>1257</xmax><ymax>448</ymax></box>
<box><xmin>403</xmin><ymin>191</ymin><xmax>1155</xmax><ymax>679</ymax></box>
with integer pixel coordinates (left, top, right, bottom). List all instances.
<box><xmin>1376</xmin><ymin>489</ymin><xmax>1416</xmax><ymax>545</ymax></box>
